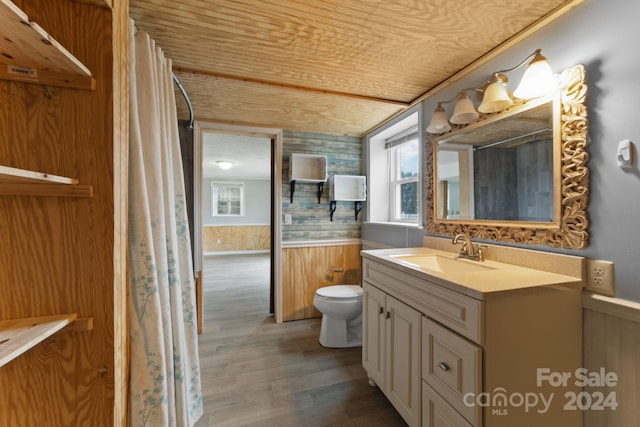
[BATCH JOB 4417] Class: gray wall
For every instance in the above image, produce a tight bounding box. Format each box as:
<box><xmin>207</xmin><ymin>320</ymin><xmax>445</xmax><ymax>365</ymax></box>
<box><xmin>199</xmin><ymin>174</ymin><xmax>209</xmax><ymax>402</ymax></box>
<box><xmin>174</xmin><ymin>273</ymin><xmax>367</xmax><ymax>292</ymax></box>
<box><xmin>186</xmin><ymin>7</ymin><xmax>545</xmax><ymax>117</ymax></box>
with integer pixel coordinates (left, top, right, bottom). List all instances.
<box><xmin>203</xmin><ymin>177</ymin><xmax>270</xmax><ymax>225</ymax></box>
<box><xmin>364</xmin><ymin>0</ymin><xmax>640</xmax><ymax>302</ymax></box>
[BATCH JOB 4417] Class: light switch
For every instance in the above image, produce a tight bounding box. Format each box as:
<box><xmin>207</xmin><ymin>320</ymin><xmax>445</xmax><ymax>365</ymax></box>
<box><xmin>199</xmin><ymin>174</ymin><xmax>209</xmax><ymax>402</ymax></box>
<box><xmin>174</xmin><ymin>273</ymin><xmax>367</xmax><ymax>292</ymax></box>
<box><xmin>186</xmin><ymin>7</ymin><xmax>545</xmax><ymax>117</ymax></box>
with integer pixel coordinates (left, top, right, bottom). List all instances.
<box><xmin>617</xmin><ymin>139</ymin><xmax>633</xmax><ymax>169</ymax></box>
<box><xmin>284</xmin><ymin>214</ymin><xmax>292</xmax><ymax>225</ymax></box>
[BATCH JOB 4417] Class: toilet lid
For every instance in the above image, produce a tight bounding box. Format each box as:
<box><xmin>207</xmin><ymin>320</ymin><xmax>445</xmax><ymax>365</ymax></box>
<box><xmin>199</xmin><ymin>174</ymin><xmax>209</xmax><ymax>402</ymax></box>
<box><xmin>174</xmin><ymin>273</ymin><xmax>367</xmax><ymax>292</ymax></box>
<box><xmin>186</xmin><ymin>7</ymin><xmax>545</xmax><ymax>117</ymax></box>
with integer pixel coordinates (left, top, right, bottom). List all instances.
<box><xmin>316</xmin><ymin>285</ymin><xmax>362</xmax><ymax>299</ymax></box>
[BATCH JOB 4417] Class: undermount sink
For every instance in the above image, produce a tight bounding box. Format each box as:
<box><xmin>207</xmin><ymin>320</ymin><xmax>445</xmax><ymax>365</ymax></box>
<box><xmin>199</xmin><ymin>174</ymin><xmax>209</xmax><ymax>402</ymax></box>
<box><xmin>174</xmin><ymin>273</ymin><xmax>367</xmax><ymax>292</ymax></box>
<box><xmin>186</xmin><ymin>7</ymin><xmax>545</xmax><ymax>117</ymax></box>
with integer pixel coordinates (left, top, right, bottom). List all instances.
<box><xmin>390</xmin><ymin>253</ymin><xmax>495</xmax><ymax>273</ymax></box>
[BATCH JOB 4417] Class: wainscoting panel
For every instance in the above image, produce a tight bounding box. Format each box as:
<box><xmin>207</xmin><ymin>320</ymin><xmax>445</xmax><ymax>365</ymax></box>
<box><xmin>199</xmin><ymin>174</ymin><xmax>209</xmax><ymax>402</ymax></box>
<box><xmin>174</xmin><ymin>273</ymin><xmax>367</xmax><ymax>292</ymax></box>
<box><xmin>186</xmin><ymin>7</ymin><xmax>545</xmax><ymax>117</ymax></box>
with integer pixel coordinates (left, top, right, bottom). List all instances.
<box><xmin>583</xmin><ymin>295</ymin><xmax>640</xmax><ymax>426</ymax></box>
<box><xmin>203</xmin><ymin>225</ymin><xmax>270</xmax><ymax>252</ymax></box>
<box><xmin>282</xmin><ymin>244</ymin><xmax>362</xmax><ymax>321</ymax></box>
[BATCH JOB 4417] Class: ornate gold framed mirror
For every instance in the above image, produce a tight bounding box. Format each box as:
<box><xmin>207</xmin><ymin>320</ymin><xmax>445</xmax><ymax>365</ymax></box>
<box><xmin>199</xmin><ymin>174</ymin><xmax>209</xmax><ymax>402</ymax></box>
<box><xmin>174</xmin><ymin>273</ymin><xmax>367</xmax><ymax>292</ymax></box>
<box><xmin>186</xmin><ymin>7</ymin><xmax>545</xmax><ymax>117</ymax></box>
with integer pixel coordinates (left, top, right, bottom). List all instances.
<box><xmin>426</xmin><ymin>64</ymin><xmax>588</xmax><ymax>248</ymax></box>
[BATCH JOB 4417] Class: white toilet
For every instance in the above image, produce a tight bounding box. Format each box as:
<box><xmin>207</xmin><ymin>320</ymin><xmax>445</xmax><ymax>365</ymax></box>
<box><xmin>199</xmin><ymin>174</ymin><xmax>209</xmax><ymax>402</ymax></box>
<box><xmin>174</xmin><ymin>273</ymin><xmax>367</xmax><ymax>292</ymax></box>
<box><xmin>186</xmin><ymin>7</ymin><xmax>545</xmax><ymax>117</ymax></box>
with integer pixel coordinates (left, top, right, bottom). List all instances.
<box><xmin>313</xmin><ymin>284</ymin><xmax>363</xmax><ymax>348</ymax></box>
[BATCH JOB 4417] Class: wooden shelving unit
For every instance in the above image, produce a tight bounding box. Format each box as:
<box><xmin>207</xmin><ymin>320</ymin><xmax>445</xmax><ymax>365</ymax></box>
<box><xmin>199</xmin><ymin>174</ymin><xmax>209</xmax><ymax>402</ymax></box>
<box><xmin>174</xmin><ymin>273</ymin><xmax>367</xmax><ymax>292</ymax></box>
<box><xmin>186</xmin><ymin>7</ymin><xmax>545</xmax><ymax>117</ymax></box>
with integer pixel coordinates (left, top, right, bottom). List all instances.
<box><xmin>0</xmin><ymin>314</ymin><xmax>77</xmax><ymax>367</ymax></box>
<box><xmin>0</xmin><ymin>0</ymin><xmax>116</xmax><ymax>422</ymax></box>
<box><xmin>0</xmin><ymin>0</ymin><xmax>95</xmax><ymax>90</ymax></box>
<box><xmin>0</xmin><ymin>165</ymin><xmax>93</xmax><ymax>197</ymax></box>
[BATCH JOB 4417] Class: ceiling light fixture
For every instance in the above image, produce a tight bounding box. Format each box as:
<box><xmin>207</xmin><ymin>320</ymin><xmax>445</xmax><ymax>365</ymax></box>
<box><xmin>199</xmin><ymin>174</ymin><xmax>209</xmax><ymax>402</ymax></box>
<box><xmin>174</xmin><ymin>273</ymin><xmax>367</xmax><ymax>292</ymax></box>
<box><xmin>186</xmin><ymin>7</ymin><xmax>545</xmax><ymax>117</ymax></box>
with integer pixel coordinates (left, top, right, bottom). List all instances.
<box><xmin>216</xmin><ymin>160</ymin><xmax>234</xmax><ymax>170</ymax></box>
<box><xmin>427</xmin><ymin>49</ymin><xmax>556</xmax><ymax>134</ymax></box>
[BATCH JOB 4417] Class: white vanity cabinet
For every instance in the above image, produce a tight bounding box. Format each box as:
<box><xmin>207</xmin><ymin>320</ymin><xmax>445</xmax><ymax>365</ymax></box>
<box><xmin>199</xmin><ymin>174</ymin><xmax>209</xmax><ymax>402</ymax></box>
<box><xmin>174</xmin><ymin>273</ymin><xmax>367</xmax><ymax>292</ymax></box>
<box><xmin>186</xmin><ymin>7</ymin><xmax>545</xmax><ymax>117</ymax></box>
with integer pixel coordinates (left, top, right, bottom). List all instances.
<box><xmin>363</xmin><ymin>282</ymin><xmax>421</xmax><ymax>427</ymax></box>
<box><xmin>362</xmin><ymin>251</ymin><xmax>584</xmax><ymax>427</ymax></box>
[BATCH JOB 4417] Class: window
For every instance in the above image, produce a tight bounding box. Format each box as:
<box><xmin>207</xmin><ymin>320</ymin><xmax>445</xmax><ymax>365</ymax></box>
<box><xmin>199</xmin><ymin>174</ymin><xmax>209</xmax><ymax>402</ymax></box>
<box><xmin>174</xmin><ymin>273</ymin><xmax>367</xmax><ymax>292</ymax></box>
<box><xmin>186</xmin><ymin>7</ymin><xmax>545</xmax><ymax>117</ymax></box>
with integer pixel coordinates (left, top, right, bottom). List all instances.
<box><xmin>367</xmin><ymin>109</ymin><xmax>421</xmax><ymax>225</ymax></box>
<box><xmin>212</xmin><ymin>182</ymin><xmax>244</xmax><ymax>216</ymax></box>
<box><xmin>387</xmin><ymin>129</ymin><xmax>419</xmax><ymax>222</ymax></box>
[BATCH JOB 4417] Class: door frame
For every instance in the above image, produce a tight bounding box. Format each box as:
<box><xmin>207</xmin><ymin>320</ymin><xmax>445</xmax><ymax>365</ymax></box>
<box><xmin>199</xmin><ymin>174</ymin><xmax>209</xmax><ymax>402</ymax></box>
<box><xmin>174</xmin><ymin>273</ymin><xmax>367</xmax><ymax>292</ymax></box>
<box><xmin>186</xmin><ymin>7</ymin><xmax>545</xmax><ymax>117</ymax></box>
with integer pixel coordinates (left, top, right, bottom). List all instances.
<box><xmin>193</xmin><ymin>121</ymin><xmax>283</xmax><ymax>324</ymax></box>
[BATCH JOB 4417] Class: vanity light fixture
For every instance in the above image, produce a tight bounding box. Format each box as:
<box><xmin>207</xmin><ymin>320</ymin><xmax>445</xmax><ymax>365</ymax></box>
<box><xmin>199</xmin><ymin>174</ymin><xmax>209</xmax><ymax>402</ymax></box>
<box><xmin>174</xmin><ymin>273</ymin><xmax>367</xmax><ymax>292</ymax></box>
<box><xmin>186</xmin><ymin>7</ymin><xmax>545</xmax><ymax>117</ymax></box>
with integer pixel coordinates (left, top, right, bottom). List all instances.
<box><xmin>426</xmin><ymin>103</ymin><xmax>452</xmax><ymax>134</ymax></box>
<box><xmin>450</xmin><ymin>91</ymin><xmax>480</xmax><ymax>124</ymax></box>
<box><xmin>216</xmin><ymin>160</ymin><xmax>234</xmax><ymax>170</ymax></box>
<box><xmin>477</xmin><ymin>73</ymin><xmax>513</xmax><ymax>113</ymax></box>
<box><xmin>427</xmin><ymin>88</ymin><xmax>480</xmax><ymax>133</ymax></box>
<box><xmin>426</xmin><ymin>48</ymin><xmax>556</xmax><ymax>134</ymax></box>
<box><xmin>512</xmin><ymin>49</ymin><xmax>555</xmax><ymax>99</ymax></box>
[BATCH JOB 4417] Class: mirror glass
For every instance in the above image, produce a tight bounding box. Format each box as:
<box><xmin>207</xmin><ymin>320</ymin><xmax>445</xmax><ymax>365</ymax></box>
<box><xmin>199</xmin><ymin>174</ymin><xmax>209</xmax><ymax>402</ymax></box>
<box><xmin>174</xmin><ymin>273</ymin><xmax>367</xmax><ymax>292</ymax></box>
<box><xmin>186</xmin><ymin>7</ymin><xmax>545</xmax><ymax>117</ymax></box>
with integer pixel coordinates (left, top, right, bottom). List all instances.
<box><xmin>425</xmin><ymin>64</ymin><xmax>589</xmax><ymax>249</ymax></box>
<box><xmin>435</xmin><ymin>99</ymin><xmax>557</xmax><ymax>223</ymax></box>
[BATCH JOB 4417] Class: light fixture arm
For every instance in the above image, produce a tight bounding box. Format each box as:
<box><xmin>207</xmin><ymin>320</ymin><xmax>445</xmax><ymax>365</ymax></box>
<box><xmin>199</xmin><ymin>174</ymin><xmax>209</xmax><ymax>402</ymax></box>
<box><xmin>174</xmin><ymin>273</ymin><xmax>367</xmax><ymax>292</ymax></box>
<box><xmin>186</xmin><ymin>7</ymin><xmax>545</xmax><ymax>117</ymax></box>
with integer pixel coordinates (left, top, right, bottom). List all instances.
<box><xmin>472</xmin><ymin>49</ymin><xmax>543</xmax><ymax>93</ymax></box>
<box><xmin>436</xmin><ymin>87</ymin><xmax>483</xmax><ymax>106</ymax></box>
<box><xmin>494</xmin><ymin>48</ymin><xmax>542</xmax><ymax>75</ymax></box>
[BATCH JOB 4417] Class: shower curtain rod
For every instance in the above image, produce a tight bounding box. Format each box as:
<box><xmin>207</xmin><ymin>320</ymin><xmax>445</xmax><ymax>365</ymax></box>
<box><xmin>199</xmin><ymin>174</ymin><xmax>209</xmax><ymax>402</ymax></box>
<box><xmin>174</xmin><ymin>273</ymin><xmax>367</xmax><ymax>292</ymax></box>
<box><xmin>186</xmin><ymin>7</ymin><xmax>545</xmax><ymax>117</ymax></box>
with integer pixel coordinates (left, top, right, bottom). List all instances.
<box><xmin>172</xmin><ymin>73</ymin><xmax>194</xmax><ymax>129</ymax></box>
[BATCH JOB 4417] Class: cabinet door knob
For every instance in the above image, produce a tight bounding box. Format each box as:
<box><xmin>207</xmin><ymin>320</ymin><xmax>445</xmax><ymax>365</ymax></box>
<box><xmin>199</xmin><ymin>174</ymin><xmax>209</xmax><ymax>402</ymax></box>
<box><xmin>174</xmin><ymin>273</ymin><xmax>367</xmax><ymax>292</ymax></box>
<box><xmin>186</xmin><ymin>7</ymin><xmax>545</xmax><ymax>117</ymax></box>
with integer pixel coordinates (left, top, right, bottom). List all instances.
<box><xmin>437</xmin><ymin>362</ymin><xmax>450</xmax><ymax>372</ymax></box>
<box><xmin>378</xmin><ymin>306</ymin><xmax>384</xmax><ymax>315</ymax></box>
<box><xmin>385</xmin><ymin>311</ymin><xmax>390</xmax><ymax>319</ymax></box>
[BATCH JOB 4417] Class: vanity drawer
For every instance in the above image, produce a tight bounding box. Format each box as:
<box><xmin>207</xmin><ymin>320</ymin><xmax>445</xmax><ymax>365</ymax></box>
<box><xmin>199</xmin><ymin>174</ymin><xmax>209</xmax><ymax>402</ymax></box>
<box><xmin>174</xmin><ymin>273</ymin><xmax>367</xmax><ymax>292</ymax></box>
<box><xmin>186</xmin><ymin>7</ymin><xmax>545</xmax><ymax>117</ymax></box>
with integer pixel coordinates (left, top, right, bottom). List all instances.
<box><xmin>363</xmin><ymin>258</ymin><xmax>482</xmax><ymax>342</ymax></box>
<box><xmin>422</xmin><ymin>382</ymin><xmax>473</xmax><ymax>427</ymax></box>
<box><xmin>422</xmin><ymin>317</ymin><xmax>481</xmax><ymax>426</ymax></box>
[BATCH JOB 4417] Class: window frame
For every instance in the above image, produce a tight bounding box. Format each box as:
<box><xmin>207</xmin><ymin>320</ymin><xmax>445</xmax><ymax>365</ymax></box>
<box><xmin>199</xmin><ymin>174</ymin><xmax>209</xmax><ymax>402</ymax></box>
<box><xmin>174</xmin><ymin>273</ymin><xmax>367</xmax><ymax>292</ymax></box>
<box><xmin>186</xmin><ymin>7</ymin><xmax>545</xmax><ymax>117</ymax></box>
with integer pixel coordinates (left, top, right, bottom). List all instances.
<box><xmin>388</xmin><ymin>136</ymin><xmax>420</xmax><ymax>223</ymax></box>
<box><xmin>211</xmin><ymin>181</ymin><xmax>245</xmax><ymax>217</ymax></box>
<box><xmin>365</xmin><ymin>107</ymin><xmax>423</xmax><ymax>226</ymax></box>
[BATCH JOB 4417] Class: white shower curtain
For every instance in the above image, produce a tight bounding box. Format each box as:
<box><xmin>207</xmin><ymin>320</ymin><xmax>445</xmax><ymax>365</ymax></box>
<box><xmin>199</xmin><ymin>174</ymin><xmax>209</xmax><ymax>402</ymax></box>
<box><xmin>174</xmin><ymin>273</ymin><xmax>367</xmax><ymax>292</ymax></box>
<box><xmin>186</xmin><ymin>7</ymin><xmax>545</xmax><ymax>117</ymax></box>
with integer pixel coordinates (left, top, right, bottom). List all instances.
<box><xmin>128</xmin><ymin>20</ymin><xmax>203</xmax><ymax>427</ymax></box>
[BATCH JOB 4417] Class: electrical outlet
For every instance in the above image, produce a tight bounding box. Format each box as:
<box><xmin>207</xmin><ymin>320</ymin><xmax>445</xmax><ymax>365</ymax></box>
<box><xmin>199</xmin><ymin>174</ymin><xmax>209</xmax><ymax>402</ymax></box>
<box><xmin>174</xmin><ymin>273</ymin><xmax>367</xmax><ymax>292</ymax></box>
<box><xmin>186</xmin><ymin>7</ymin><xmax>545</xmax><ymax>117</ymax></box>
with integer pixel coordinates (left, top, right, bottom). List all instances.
<box><xmin>586</xmin><ymin>259</ymin><xmax>615</xmax><ymax>296</ymax></box>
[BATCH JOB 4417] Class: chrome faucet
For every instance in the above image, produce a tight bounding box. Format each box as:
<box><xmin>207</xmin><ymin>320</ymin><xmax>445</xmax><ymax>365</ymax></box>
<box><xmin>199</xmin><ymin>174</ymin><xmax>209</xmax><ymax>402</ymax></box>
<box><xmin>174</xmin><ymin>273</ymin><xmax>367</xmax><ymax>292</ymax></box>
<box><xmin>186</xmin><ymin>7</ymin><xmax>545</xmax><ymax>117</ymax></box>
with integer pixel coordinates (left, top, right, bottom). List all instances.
<box><xmin>452</xmin><ymin>233</ymin><xmax>486</xmax><ymax>261</ymax></box>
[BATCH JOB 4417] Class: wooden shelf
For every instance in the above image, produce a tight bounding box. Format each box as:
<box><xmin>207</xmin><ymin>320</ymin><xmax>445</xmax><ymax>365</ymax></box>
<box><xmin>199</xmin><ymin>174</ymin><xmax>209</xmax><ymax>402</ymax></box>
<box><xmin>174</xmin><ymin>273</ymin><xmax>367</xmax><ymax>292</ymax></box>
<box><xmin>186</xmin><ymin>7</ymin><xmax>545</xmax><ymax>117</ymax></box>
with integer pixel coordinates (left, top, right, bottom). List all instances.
<box><xmin>71</xmin><ymin>0</ymin><xmax>112</xmax><ymax>8</ymax></box>
<box><xmin>0</xmin><ymin>314</ymin><xmax>77</xmax><ymax>367</ymax></box>
<box><xmin>0</xmin><ymin>165</ymin><xmax>93</xmax><ymax>197</ymax></box>
<box><xmin>0</xmin><ymin>0</ymin><xmax>95</xmax><ymax>90</ymax></box>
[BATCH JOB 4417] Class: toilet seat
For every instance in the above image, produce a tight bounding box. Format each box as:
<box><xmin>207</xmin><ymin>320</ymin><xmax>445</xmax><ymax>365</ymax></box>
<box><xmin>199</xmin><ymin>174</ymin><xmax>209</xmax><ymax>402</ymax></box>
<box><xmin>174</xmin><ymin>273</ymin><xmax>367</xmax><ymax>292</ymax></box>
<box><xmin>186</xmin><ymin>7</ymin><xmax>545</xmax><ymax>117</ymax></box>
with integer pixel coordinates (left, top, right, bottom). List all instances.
<box><xmin>315</xmin><ymin>285</ymin><xmax>362</xmax><ymax>300</ymax></box>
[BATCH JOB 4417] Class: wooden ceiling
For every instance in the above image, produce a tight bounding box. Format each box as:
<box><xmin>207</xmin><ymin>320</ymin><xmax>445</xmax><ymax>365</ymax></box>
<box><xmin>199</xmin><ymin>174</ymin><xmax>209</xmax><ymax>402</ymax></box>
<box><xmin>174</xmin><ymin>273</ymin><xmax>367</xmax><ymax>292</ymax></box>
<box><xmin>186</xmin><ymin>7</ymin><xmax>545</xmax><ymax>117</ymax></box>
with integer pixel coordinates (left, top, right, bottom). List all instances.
<box><xmin>129</xmin><ymin>0</ymin><xmax>581</xmax><ymax>136</ymax></box>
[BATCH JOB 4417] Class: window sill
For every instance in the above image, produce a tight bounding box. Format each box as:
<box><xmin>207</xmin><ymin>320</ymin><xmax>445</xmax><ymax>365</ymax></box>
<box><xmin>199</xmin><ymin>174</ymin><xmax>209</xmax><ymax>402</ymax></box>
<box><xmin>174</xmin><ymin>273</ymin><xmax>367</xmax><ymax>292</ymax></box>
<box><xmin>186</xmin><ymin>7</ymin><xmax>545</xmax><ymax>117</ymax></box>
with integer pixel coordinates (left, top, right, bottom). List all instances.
<box><xmin>365</xmin><ymin>221</ymin><xmax>424</xmax><ymax>229</ymax></box>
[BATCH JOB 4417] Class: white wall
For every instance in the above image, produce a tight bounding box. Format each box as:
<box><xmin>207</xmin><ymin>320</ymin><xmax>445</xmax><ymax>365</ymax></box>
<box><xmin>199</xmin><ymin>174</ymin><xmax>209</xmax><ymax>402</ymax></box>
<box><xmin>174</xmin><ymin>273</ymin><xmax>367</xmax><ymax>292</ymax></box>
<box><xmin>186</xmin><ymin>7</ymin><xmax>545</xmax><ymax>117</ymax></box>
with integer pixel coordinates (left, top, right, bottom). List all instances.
<box><xmin>203</xmin><ymin>177</ymin><xmax>270</xmax><ymax>225</ymax></box>
<box><xmin>365</xmin><ymin>0</ymin><xmax>640</xmax><ymax>302</ymax></box>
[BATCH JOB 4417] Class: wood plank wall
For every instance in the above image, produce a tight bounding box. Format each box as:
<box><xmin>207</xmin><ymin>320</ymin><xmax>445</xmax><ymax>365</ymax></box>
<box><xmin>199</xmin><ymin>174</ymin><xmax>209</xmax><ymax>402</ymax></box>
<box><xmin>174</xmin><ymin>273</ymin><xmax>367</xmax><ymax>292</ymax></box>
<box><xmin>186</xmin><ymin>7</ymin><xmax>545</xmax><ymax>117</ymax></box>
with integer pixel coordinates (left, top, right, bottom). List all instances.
<box><xmin>282</xmin><ymin>244</ymin><xmax>361</xmax><ymax>321</ymax></box>
<box><xmin>282</xmin><ymin>130</ymin><xmax>363</xmax><ymax>241</ymax></box>
<box><xmin>583</xmin><ymin>305</ymin><xmax>640</xmax><ymax>426</ymax></box>
<box><xmin>203</xmin><ymin>225</ymin><xmax>270</xmax><ymax>252</ymax></box>
<box><xmin>0</xmin><ymin>0</ymin><xmax>125</xmax><ymax>425</ymax></box>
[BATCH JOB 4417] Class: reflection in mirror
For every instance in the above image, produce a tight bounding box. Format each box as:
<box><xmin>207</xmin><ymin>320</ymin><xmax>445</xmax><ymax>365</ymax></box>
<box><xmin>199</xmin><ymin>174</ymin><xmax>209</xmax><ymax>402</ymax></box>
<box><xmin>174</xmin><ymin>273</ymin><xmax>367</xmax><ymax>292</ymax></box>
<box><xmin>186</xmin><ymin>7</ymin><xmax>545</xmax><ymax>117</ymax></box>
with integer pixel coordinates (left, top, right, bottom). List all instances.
<box><xmin>426</xmin><ymin>64</ymin><xmax>589</xmax><ymax>249</ymax></box>
<box><xmin>437</xmin><ymin>100</ymin><xmax>556</xmax><ymax>223</ymax></box>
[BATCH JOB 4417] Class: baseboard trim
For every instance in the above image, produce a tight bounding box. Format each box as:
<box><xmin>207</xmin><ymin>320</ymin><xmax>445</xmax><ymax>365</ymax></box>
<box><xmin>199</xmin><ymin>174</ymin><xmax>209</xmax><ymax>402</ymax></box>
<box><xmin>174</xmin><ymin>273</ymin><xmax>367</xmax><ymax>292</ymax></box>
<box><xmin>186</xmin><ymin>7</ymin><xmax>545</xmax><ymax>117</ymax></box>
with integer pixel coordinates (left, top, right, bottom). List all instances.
<box><xmin>282</xmin><ymin>239</ymin><xmax>361</xmax><ymax>248</ymax></box>
<box><xmin>205</xmin><ymin>250</ymin><xmax>270</xmax><ymax>256</ymax></box>
<box><xmin>583</xmin><ymin>293</ymin><xmax>640</xmax><ymax>324</ymax></box>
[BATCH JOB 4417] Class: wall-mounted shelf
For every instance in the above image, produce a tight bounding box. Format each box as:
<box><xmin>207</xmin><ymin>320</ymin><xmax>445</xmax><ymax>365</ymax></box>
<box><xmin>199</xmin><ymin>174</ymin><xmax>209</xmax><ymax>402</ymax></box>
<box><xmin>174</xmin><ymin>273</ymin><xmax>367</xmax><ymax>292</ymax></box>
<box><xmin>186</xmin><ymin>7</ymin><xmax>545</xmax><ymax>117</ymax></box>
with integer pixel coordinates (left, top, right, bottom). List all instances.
<box><xmin>289</xmin><ymin>153</ymin><xmax>328</xmax><ymax>203</ymax></box>
<box><xmin>0</xmin><ymin>165</ymin><xmax>93</xmax><ymax>197</ymax></box>
<box><xmin>329</xmin><ymin>175</ymin><xmax>366</xmax><ymax>221</ymax></box>
<box><xmin>0</xmin><ymin>314</ymin><xmax>78</xmax><ymax>367</ymax></box>
<box><xmin>0</xmin><ymin>0</ymin><xmax>95</xmax><ymax>90</ymax></box>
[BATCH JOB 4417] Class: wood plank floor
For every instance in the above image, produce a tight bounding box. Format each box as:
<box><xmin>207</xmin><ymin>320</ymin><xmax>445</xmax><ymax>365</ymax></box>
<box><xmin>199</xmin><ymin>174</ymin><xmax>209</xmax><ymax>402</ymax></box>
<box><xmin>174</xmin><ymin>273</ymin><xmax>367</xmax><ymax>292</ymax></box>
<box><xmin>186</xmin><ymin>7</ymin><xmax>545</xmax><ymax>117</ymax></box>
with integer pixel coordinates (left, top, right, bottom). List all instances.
<box><xmin>195</xmin><ymin>253</ymin><xmax>407</xmax><ymax>427</ymax></box>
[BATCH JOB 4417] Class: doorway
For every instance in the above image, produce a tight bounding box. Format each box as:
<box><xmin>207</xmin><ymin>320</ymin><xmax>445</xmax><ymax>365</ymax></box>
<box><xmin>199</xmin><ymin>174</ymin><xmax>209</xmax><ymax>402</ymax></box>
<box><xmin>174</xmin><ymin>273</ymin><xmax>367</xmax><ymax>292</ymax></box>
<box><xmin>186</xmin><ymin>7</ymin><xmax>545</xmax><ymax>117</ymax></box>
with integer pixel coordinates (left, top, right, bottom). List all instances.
<box><xmin>194</xmin><ymin>122</ymin><xmax>283</xmax><ymax>323</ymax></box>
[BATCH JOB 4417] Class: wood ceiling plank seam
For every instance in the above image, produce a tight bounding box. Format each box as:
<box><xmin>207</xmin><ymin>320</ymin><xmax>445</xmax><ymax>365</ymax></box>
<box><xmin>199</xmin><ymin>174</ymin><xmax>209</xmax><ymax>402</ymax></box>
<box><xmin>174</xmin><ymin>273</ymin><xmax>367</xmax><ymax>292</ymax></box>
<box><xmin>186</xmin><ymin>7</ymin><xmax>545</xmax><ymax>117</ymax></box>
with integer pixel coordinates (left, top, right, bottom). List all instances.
<box><xmin>174</xmin><ymin>69</ymin><xmax>420</xmax><ymax>105</ymax></box>
<box><xmin>173</xmin><ymin>68</ymin><xmax>409</xmax><ymax>106</ymax></box>
<box><xmin>173</xmin><ymin>76</ymin><xmax>406</xmax><ymax>135</ymax></box>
